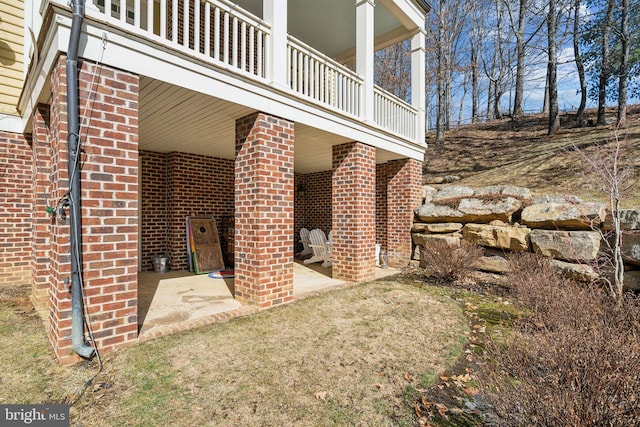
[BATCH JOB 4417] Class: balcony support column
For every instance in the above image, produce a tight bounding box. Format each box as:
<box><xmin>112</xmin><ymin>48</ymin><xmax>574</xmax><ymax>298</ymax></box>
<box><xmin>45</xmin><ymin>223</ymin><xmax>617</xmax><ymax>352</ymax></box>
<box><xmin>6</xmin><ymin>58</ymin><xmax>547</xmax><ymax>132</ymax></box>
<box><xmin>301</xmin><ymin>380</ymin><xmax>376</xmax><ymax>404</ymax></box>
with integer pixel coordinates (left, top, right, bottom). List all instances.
<box><xmin>264</xmin><ymin>0</ymin><xmax>288</xmax><ymax>90</ymax></box>
<box><xmin>356</xmin><ymin>0</ymin><xmax>375</xmax><ymax>123</ymax></box>
<box><xmin>411</xmin><ymin>29</ymin><xmax>426</xmax><ymax>140</ymax></box>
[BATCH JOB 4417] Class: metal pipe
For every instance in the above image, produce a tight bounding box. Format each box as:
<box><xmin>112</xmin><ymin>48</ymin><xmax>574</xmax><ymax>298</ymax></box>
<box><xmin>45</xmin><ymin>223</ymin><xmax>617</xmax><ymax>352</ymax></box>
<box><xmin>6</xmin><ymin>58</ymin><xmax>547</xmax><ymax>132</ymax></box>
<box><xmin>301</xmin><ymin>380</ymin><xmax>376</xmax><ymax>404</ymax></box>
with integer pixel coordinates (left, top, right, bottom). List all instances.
<box><xmin>67</xmin><ymin>0</ymin><xmax>95</xmax><ymax>359</ymax></box>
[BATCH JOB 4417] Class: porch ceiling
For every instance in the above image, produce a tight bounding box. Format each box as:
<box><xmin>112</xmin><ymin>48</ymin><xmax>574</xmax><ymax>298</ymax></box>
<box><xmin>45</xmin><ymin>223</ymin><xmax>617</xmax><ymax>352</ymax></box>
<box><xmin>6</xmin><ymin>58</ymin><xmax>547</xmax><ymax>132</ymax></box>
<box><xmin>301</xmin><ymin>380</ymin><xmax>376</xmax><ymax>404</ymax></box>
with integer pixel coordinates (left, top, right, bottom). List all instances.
<box><xmin>237</xmin><ymin>0</ymin><xmax>408</xmax><ymax>59</ymax></box>
<box><xmin>138</xmin><ymin>78</ymin><xmax>404</xmax><ymax>173</ymax></box>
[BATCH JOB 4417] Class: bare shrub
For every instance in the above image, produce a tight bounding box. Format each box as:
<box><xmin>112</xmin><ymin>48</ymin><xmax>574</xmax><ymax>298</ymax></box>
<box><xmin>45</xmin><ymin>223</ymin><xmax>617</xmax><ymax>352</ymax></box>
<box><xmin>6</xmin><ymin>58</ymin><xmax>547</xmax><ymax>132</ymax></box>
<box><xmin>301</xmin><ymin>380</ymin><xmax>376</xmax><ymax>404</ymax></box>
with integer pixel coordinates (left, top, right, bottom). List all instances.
<box><xmin>481</xmin><ymin>252</ymin><xmax>640</xmax><ymax>426</ymax></box>
<box><xmin>419</xmin><ymin>239</ymin><xmax>482</xmax><ymax>283</ymax></box>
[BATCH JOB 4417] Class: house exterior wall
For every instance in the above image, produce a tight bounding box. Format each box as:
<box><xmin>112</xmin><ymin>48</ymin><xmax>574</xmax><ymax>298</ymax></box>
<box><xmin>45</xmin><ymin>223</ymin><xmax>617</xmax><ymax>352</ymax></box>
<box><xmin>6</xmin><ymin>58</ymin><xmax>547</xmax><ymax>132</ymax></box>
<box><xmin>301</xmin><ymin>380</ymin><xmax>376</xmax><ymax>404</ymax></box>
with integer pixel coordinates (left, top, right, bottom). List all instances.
<box><xmin>235</xmin><ymin>112</ymin><xmax>294</xmax><ymax>308</ymax></box>
<box><xmin>376</xmin><ymin>163</ymin><xmax>389</xmax><ymax>251</ymax></box>
<box><xmin>46</xmin><ymin>57</ymin><xmax>139</xmax><ymax>365</ymax></box>
<box><xmin>0</xmin><ymin>130</ymin><xmax>32</xmax><ymax>286</ymax></box>
<box><xmin>167</xmin><ymin>152</ymin><xmax>235</xmax><ymax>271</ymax></box>
<box><xmin>140</xmin><ymin>150</ymin><xmax>169</xmax><ymax>271</ymax></box>
<box><xmin>0</xmin><ymin>0</ymin><xmax>24</xmax><ymax>115</ymax></box>
<box><xmin>139</xmin><ymin>151</ymin><xmax>235</xmax><ymax>272</ymax></box>
<box><xmin>332</xmin><ymin>142</ymin><xmax>376</xmax><ymax>282</ymax></box>
<box><xmin>294</xmin><ymin>170</ymin><xmax>332</xmax><ymax>247</ymax></box>
<box><xmin>31</xmin><ymin>105</ymin><xmax>52</xmax><ymax>309</ymax></box>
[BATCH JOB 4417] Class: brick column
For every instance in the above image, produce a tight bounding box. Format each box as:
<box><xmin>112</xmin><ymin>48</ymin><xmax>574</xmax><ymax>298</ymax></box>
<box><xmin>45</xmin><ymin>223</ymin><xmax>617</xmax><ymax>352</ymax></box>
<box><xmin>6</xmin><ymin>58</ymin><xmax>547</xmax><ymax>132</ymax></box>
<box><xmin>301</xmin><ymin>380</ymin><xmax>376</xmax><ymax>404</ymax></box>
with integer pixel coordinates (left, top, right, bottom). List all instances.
<box><xmin>385</xmin><ymin>158</ymin><xmax>422</xmax><ymax>267</ymax></box>
<box><xmin>332</xmin><ymin>142</ymin><xmax>376</xmax><ymax>282</ymax></box>
<box><xmin>31</xmin><ymin>104</ymin><xmax>52</xmax><ymax>311</ymax></box>
<box><xmin>235</xmin><ymin>112</ymin><xmax>294</xmax><ymax>308</ymax></box>
<box><xmin>48</xmin><ymin>57</ymin><xmax>139</xmax><ymax>364</ymax></box>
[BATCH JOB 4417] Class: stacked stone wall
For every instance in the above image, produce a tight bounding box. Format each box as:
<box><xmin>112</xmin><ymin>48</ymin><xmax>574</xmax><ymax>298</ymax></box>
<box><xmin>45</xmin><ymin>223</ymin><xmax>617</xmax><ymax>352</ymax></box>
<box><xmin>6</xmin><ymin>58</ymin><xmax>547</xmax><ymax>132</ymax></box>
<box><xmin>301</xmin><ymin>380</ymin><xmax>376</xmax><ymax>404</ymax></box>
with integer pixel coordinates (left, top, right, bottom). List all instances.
<box><xmin>413</xmin><ymin>185</ymin><xmax>640</xmax><ymax>290</ymax></box>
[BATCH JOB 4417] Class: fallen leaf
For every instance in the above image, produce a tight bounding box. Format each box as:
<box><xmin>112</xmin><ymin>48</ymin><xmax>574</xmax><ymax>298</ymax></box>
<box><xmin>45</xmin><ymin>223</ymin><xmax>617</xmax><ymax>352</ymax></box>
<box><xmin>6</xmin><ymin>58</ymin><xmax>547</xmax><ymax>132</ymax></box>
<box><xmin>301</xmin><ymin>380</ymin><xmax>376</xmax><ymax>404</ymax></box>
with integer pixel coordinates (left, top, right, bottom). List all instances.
<box><xmin>434</xmin><ymin>402</ymin><xmax>449</xmax><ymax>418</ymax></box>
<box><xmin>463</xmin><ymin>387</ymin><xmax>480</xmax><ymax>396</ymax></box>
<box><xmin>413</xmin><ymin>401</ymin><xmax>423</xmax><ymax>417</ymax></box>
<box><xmin>314</xmin><ymin>391</ymin><xmax>327</xmax><ymax>400</ymax></box>
<box><xmin>451</xmin><ymin>373</ymin><xmax>473</xmax><ymax>383</ymax></box>
<box><xmin>439</xmin><ymin>376</ymin><xmax>449</xmax><ymax>382</ymax></box>
<box><xmin>374</xmin><ymin>383</ymin><xmax>384</xmax><ymax>389</ymax></box>
<box><xmin>404</xmin><ymin>372</ymin><xmax>413</xmax><ymax>381</ymax></box>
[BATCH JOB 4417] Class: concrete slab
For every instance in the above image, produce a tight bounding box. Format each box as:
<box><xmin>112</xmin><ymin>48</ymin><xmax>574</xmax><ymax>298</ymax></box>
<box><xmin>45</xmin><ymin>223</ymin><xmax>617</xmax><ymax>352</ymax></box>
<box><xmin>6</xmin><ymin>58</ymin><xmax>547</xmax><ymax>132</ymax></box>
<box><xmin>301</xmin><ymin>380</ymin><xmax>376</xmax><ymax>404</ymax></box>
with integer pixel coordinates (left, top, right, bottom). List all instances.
<box><xmin>138</xmin><ymin>263</ymin><xmax>401</xmax><ymax>339</ymax></box>
<box><xmin>138</xmin><ymin>271</ymin><xmax>241</xmax><ymax>336</ymax></box>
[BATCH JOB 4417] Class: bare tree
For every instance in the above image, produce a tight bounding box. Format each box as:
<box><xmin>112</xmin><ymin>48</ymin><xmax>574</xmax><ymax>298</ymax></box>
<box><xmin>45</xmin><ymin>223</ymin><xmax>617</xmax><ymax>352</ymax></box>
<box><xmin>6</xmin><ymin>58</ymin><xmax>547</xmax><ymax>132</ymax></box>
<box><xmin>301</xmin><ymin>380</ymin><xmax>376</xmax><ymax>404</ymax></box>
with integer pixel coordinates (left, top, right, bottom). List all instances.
<box><xmin>504</xmin><ymin>0</ymin><xmax>529</xmax><ymax>119</ymax></box>
<box><xmin>597</xmin><ymin>0</ymin><xmax>615</xmax><ymax>126</ymax></box>
<box><xmin>426</xmin><ymin>0</ymin><xmax>470</xmax><ymax>143</ymax></box>
<box><xmin>574</xmin><ymin>129</ymin><xmax>634</xmax><ymax>302</ymax></box>
<box><xmin>374</xmin><ymin>40</ymin><xmax>411</xmax><ymax>101</ymax></box>
<box><xmin>572</xmin><ymin>0</ymin><xmax>587</xmax><ymax>121</ymax></box>
<box><xmin>617</xmin><ymin>0</ymin><xmax>629</xmax><ymax>126</ymax></box>
<box><xmin>547</xmin><ymin>0</ymin><xmax>560</xmax><ymax>134</ymax></box>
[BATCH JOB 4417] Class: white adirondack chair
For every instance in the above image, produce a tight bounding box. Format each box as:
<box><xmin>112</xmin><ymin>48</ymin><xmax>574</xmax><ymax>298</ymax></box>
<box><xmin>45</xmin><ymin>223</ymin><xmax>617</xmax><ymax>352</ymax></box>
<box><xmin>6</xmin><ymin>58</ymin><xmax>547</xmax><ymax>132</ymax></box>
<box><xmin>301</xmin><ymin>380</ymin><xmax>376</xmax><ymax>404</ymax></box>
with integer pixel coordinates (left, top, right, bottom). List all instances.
<box><xmin>303</xmin><ymin>229</ymin><xmax>332</xmax><ymax>268</ymax></box>
<box><xmin>297</xmin><ymin>227</ymin><xmax>312</xmax><ymax>257</ymax></box>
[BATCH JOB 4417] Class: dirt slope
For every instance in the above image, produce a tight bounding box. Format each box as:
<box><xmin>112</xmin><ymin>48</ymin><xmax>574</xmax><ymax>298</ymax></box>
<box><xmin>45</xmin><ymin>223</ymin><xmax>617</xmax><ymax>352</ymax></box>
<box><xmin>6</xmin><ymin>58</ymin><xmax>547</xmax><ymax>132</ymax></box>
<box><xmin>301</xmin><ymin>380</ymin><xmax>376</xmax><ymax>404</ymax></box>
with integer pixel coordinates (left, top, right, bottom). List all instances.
<box><xmin>423</xmin><ymin>106</ymin><xmax>640</xmax><ymax>207</ymax></box>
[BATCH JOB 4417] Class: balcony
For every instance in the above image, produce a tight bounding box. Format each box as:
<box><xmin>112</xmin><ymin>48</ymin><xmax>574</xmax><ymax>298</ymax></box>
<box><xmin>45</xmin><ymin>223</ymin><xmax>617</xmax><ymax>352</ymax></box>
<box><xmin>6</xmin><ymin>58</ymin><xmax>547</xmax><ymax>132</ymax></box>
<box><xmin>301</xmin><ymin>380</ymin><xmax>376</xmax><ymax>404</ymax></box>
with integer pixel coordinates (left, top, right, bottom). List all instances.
<box><xmin>82</xmin><ymin>0</ymin><xmax>420</xmax><ymax>141</ymax></box>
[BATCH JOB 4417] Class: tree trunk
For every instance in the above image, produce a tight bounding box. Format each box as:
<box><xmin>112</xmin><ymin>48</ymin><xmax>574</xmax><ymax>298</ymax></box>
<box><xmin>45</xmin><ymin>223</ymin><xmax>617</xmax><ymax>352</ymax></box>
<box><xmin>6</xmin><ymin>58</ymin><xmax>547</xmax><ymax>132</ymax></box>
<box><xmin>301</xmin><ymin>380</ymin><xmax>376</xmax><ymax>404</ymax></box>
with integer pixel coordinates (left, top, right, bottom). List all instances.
<box><xmin>471</xmin><ymin>42</ymin><xmax>479</xmax><ymax>123</ymax></box>
<box><xmin>547</xmin><ymin>0</ymin><xmax>560</xmax><ymax>134</ymax></box>
<box><xmin>597</xmin><ymin>0</ymin><xmax>615</xmax><ymax>126</ymax></box>
<box><xmin>512</xmin><ymin>0</ymin><xmax>528</xmax><ymax>119</ymax></box>
<box><xmin>617</xmin><ymin>0</ymin><xmax>629</xmax><ymax>126</ymax></box>
<box><xmin>573</xmin><ymin>0</ymin><xmax>587</xmax><ymax>121</ymax></box>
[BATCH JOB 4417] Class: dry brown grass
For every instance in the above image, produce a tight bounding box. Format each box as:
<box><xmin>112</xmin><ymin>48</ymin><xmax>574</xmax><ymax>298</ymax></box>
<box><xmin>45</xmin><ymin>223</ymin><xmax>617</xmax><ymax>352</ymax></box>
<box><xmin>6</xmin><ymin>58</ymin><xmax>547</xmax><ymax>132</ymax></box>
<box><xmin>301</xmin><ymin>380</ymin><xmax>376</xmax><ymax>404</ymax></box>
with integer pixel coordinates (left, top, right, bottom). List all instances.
<box><xmin>0</xmin><ymin>280</ymin><xmax>468</xmax><ymax>426</ymax></box>
<box><xmin>424</xmin><ymin>107</ymin><xmax>640</xmax><ymax>207</ymax></box>
<box><xmin>479</xmin><ymin>253</ymin><xmax>640</xmax><ymax>426</ymax></box>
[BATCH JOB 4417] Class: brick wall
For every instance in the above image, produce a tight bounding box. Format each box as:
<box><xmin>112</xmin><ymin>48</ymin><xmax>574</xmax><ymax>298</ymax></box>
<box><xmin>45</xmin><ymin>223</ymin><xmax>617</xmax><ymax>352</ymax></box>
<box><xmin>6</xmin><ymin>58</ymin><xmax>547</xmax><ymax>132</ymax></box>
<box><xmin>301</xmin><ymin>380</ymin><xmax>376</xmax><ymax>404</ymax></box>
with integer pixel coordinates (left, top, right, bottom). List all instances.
<box><xmin>167</xmin><ymin>152</ymin><xmax>234</xmax><ymax>270</ymax></box>
<box><xmin>332</xmin><ymin>142</ymin><xmax>376</xmax><ymax>282</ymax></box>
<box><xmin>376</xmin><ymin>163</ymin><xmax>389</xmax><ymax>251</ymax></box>
<box><xmin>0</xmin><ymin>131</ymin><xmax>32</xmax><ymax>286</ymax></box>
<box><xmin>235</xmin><ymin>112</ymin><xmax>294</xmax><ymax>308</ymax></box>
<box><xmin>140</xmin><ymin>150</ymin><xmax>168</xmax><ymax>271</ymax></box>
<box><xmin>293</xmin><ymin>170</ymin><xmax>332</xmax><ymax>251</ymax></box>
<box><xmin>47</xmin><ymin>57</ymin><xmax>139</xmax><ymax>364</ymax></box>
<box><xmin>385</xmin><ymin>159</ymin><xmax>421</xmax><ymax>267</ymax></box>
<box><xmin>31</xmin><ymin>105</ymin><xmax>52</xmax><ymax>309</ymax></box>
<box><xmin>139</xmin><ymin>151</ymin><xmax>236</xmax><ymax>272</ymax></box>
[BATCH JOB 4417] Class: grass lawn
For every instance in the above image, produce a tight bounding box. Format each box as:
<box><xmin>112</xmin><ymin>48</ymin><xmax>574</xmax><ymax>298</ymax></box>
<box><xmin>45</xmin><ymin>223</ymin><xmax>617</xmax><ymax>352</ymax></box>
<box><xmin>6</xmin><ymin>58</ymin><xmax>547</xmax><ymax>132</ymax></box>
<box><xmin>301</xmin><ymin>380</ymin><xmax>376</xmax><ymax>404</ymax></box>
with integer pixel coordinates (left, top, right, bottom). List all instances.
<box><xmin>0</xmin><ymin>277</ymin><xmax>468</xmax><ymax>426</ymax></box>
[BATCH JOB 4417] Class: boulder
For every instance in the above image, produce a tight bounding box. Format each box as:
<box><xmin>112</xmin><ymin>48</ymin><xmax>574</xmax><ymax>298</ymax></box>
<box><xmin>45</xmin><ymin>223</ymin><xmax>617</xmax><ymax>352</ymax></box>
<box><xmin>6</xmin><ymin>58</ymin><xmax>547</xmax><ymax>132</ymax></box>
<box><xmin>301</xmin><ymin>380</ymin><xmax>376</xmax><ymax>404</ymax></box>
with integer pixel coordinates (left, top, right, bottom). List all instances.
<box><xmin>529</xmin><ymin>230</ymin><xmax>601</xmax><ymax>262</ymax></box>
<box><xmin>462</xmin><ymin>223</ymin><xmax>530</xmax><ymax>251</ymax></box>
<box><xmin>457</xmin><ymin>197</ymin><xmax>523</xmax><ymax>223</ymax></box>
<box><xmin>432</xmin><ymin>186</ymin><xmax>475</xmax><ymax>203</ymax></box>
<box><xmin>412</xmin><ymin>222</ymin><xmax>463</xmax><ymax>233</ymax></box>
<box><xmin>474</xmin><ymin>185</ymin><xmax>532</xmax><ymax>201</ymax></box>
<box><xmin>621</xmin><ymin>232</ymin><xmax>640</xmax><ymax>266</ymax></box>
<box><xmin>521</xmin><ymin>202</ymin><xmax>606</xmax><ymax>230</ymax></box>
<box><xmin>412</xmin><ymin>232</ymin><xmax>461</xmax><ymax>248</ymax></box>
<box><xmin>551</xmin><ymin>259</ymin><xmax>599</xmax><ymax>282</ymax></box>
<box><xmin>623</xmin><ymin>270</ymin><xmax>640</xmax><ymax>291</ymax></box>
<box><xmin>532</xmin><ymin>194</ymin><xmax>583</xmax><ymax>204</ymax></box>
<box><xmin>603</xmin><ymin>209</ymin><xmax>640</xmax><ymax>231</ymax></box>
<box><xmin>422</xmin><ymin>186</ymin><xmax>438</xmax><ymax>203</ymax></box>
<box><xmin>415</xmin><ymin>203</ymin><xmax>465</xmax><ymax>223</ymax></box>
<box><xmin>473</xmin><ymin>255</ymin><xmax>511</xmax><ymax>273</ymax></box>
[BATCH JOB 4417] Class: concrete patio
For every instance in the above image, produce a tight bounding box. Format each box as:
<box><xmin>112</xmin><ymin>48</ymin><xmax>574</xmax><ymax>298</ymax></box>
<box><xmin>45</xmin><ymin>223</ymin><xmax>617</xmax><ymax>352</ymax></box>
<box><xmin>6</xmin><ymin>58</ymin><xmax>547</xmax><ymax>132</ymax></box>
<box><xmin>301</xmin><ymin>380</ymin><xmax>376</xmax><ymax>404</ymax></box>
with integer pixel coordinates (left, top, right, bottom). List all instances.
<box><xmin>137</xmin><ymin>262</ymin><xmax>400</xmax><ymax>340</ymax></box>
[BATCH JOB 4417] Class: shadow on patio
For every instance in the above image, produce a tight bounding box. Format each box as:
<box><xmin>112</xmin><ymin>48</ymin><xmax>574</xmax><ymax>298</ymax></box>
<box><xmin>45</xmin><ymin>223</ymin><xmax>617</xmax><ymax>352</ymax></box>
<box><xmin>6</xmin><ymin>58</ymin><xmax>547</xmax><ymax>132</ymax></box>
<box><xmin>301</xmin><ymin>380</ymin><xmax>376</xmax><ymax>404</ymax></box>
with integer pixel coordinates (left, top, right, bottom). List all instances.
<box><xmin>137</xmin><ymin>262</ymin><xmax>399</xmax><ymax>340</ymax></box>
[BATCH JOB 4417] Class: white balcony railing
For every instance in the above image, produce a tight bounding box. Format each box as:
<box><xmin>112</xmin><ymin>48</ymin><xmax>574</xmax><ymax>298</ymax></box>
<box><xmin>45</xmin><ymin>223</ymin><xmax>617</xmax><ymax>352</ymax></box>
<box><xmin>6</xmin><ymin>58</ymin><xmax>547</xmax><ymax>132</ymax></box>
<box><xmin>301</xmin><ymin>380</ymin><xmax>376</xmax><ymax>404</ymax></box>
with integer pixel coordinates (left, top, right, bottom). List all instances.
<box><xmin>80</xmin><ymin>0</ymin><xmax>418</xmax><ymax>140</ymax></box>
<box><xmin>374</xmin><ymin>87</ymin><xmax>418</xmax><ymax>140</ymax></box>
<box><xmin>287</xmin><ymin>37</ymin><xmax>362</xmax><ymax>118</ymax></box>
<box><xmin>91</xmin><ymin>0</ymin><xmax>270</xmax><ymax>79</ymax></box>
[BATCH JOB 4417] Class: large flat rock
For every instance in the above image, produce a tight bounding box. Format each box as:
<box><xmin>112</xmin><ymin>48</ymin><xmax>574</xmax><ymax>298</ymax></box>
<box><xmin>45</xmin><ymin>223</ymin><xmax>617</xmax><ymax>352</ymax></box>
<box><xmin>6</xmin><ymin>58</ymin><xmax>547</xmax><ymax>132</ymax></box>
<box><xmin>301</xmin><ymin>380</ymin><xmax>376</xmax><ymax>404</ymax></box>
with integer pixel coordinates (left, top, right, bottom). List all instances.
<box><xmin>530</xmin><ymin>230</ymin><xmax>601</xmax><ymax>262</ymax></box>
<box><xmin>603</xmin><ymin>209</ymin><xmax>640</xmax><ymax>231</ymax></box>
<box><xmin>462</xmin><ymin>223</ymin><xmax>530</xmax><ymax>251</ymax></box>
<box><xmin>457</xmin><ymin>197</ymin><xmax>523</xmax><ymax>223</ymax></box>
<box><xmin>521</xmin><ymin>202</ymin><xmax>606</xmax><ymax>230</ymax></box>
<box><xmin>621</xmin><ymin>232</ymin><xmax>640</xmax><ymax>265</ymax></box>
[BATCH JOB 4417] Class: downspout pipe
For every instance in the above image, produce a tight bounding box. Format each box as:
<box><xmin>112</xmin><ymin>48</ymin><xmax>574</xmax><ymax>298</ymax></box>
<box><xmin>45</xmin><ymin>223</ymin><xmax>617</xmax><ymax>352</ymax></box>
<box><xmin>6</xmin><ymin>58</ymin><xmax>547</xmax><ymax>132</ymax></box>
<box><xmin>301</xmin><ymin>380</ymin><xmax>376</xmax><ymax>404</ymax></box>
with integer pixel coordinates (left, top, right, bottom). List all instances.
<box><xmin>67</xmin><ymin>0</ymin><xmax>95</xmax><ymax>359</ymax></box>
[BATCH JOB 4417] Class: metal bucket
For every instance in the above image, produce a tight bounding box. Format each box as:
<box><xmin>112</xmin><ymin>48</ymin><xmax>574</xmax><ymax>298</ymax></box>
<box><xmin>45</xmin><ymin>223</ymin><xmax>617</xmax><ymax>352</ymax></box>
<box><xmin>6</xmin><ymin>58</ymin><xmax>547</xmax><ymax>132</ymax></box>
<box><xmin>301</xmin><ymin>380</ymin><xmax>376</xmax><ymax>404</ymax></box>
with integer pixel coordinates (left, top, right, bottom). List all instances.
<box><xmin>152</xmin><ymin>255</ymin><xmax>170</xmax><ymax>273</ymax></box>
